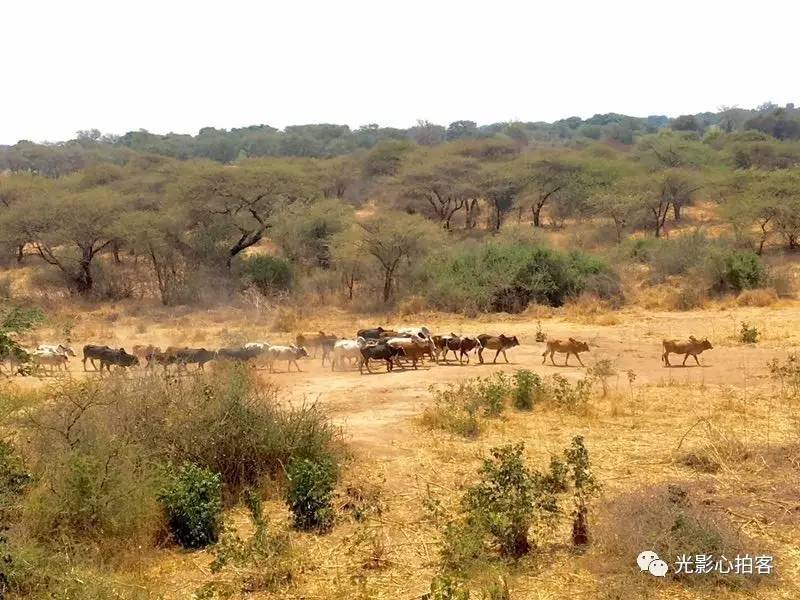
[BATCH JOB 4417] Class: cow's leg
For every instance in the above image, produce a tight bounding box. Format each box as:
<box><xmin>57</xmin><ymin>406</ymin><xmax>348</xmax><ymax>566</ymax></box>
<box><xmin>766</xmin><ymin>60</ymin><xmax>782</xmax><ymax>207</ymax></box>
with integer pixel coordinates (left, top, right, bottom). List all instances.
<box><xmin>550</xmin><ymin>351</ymin><xmax>557</xmax><ymax>366</ymax></box>
<box><xmin>492</xmin><ymin>349</ymin><xmax>501</xmax><ymax>364</ymax></box>
<box><xmin>565</xmin><ymin>353</ymin><xmax>570</xmax><ymax>366</ymax></box>
<box><xmin>577</xmin><ymin>353</ymin><xmax>585</xmax><ymax>366</ymax></box>
<box><xmin>693</xmin><ymin>353</ymin><xmax>701</xmax><ymax>366</ymax></box>
<box><xmin>682</xmin><ymin>353</ymin><xmax>689</xmax><ymax>366</ymax></box>
<box><xmin>503</xmin><ymin>349</ymin><xmax>509</xmax><ymax>363</ymax></box>
<box><xmin>294</xmin><ymin>359</ymin><xmax>302</xmax><ymax>372</ymax></box>
<box><xmin>663</xmin><ymin>352</ymin><xmax>671</xmax><ymax>366</ymax></box>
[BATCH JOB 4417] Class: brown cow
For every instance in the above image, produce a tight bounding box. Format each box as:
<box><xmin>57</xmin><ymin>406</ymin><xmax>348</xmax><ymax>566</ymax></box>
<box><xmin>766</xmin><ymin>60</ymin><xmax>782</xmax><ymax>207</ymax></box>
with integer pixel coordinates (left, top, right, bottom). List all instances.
<box><xmin>477</xmin><ymin>334</ymin><xmax>520</xmax><ymax>364</ymax></box>
<box><xmin>132</xmin><ymin>344</ymin><xmax>161</xmax><ymax>368</ymax></box>
<box><xmin>296</xmin><ymin>331</ymin><xmax>336</xmax><ymax>358</ymax></box>
<box><xmin>542</xmin><ymin>338</ymin><xmax>590</xmax><ymax>366</ymax></box>
<box><xmin>662</xmin><ymin>336</ymin><xmax>713</xmax><ymax>367</ymax></box>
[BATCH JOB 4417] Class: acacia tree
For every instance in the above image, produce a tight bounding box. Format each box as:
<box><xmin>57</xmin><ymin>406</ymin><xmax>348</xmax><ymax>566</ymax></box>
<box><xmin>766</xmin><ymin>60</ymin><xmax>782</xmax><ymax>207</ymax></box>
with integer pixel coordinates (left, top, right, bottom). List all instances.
<box><xmin>180</xmin><ymin>159</ymin><xmax>321</xmax><ymax>268</ymax></box>
<box><xmin>353</xmin><ymin>212</ymin><xmax>437</xmax><ymax>303</ymax></box>
<box><xmin>2</xmin><ymin>187</ymin><xmax>121</xmax><ymax>293</ymax></box>
<box><xmin>756</xmin><ymin>169</ymin><xmax>800</xmax><ymax>250</ymax></box>
<box><xmin>517</xmin><ymin>158</ymin><xmax>583</xmax><ymax>227</ymax></box>
<box><xmin>0</xmin><ymin>174</ymin><xmax>50</xmax><ymax>263</ymax></box>
<box><xmin>479</xmin><ymin>160</ymin><xmax>530</xmax><ymax>231</ymax></box>
<box><xmin>398</xmin><ymin>154</ymin><xmax>480</xmax><ymax>229</ymax></box>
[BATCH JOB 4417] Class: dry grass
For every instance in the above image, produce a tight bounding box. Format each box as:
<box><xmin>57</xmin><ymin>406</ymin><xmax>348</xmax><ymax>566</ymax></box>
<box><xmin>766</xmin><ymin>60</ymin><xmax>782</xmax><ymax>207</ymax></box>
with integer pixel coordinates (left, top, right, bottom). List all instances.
<box><xmin>736</xmin><ymin>288</ymin><xmax>779</xmax><ymax>307</ymax></box>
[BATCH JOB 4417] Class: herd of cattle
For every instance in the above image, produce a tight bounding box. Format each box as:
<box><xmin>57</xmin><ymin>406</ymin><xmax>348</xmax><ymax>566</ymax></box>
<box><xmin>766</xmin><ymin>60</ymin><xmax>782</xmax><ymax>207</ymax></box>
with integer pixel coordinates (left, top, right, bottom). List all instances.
<box><xmin>0</xmin><ymin>324</ymin><xmax>715</xmax><ymax>377</ymax></box>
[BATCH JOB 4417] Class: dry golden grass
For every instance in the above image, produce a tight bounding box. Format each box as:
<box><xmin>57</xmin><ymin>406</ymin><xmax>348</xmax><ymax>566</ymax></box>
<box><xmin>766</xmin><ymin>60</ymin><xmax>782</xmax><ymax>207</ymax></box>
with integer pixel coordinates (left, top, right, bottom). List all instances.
<box><xmin>5</xmin><ymin>298</ymin><xmax>800</xmax><ymax>598</ymax></box>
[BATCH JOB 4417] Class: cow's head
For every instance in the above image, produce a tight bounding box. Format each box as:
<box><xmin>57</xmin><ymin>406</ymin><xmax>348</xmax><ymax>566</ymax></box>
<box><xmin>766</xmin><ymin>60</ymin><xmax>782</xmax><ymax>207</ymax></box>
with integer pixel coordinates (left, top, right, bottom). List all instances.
<box><xmin>59</xmin><ymin>345</ymin><xmax>77</xmax><ymax>357</ymax></box>
<box><xmin>296</xmin><ymin>346</ymin><xmax>310</xmax><ymax>358</ymax></box>
<box><xmin>700</xmin><ymin>338</ymin><xmax>713</xmax><ymax>350</ymax></box>
<box><xmin>573</xmin><ymin>338</ymin><xmax>590</xmax><ymax>353</ymax></box>
<box><xmin>509</xmin><ymin>336</ymin><xmax>520</xmax><ymax>347</ymax></box>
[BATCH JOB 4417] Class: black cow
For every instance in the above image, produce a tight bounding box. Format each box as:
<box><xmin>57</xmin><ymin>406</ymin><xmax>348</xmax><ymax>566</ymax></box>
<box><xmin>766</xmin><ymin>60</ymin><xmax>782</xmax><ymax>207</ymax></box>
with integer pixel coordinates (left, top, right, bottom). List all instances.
<box><xmin>172</xmin><ymin>347</ymin><xmax>217</xmax><ymax>370</ymax></box>
<box><xmin>359</xmin><ymin>343</ymin><xmax>405</xmax><ymax>374</ymax></box>
<box><xmin>217</xmin><ymin>346</ymin><xmax>263</xmax><ymax>362</ymax></box>
<box><xmin>357</xmin><ymin>327</ymin><xmax>387</xmax><ymax>340</ymax></box>
<box><xmin>83</xmin><ymin>344</ymin><xmax>111</xmax><ymax>371</ymax></box>
<box><xmin>98</xmin><ymin>347</ymin><xmax>139</xmax><ymax>372</ymax></box>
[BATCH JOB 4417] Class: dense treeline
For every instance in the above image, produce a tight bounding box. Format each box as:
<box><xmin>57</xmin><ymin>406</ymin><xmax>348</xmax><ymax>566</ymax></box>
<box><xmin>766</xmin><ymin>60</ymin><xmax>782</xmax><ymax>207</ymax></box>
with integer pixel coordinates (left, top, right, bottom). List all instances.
<box><xmin>0</xmin><ymin>104</ymin><xmax>798</xmax><ymax>311</ymax></box>
<box><xmin>2</xmin><ymin>103</ymin><xmax>799</xmax><ymax>171</ymax></box>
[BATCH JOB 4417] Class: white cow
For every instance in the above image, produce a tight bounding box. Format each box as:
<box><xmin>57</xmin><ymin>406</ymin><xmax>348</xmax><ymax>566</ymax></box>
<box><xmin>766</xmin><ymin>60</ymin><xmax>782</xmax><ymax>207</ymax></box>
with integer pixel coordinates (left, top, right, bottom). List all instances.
<box><xmin>331</xmin><ymin>339</ymin><xmax>363</xmax><ymax>371</ymax></box>
<box><xmin>36</xmin><ymin>344</ymin><xmax>76</xmax><ymax>357</ymax></box>
<box><xmin>264</xmin><ymin>345</ymin><xmax>309</xmax><ymax>373</ymax></box>
<box><xmin>396</xmin><ymin>326</ymin><xmax>432</xmax><ymax>340</ymax></box>
<box><xmin>244</xmin><ymin>342</ymin><xmax>271</xmax><ymax>352</ymax></box>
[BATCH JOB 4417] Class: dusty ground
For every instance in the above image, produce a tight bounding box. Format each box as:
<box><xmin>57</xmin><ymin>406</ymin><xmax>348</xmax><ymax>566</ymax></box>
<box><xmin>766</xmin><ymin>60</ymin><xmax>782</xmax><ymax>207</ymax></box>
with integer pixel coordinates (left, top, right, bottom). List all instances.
<box><xmin>9</xmin><ymin>301</ymin><xmax>800</xmax><ymax>599</ymax></box>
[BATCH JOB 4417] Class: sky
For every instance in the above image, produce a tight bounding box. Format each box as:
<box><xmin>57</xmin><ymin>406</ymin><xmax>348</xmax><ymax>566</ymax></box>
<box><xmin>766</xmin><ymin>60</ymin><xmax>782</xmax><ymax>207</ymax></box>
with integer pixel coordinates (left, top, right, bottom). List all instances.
<box><xmin>3</xmin><ymin>0</ymin><xmax>799</xmax><ymax>145</ymax></box>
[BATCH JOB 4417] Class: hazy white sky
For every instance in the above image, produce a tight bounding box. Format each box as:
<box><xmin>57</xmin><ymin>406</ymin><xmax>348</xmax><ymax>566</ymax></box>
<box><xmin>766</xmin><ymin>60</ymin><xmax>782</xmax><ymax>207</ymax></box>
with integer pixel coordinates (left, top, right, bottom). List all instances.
<box><xmin>3</xmin><ymin>0</ymin><xmax>798</xmax><ymax>144</ymax></box>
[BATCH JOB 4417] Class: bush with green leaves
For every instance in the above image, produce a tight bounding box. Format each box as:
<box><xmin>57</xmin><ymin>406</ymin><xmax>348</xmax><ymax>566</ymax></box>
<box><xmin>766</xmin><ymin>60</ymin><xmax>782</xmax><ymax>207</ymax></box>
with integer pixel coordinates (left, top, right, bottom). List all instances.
<box><xmin>422</xmin><ymin>374</ymin><xmax>513</xmax><ymax>437</ymax></box>
<box><xmin>157</xmin><ymin>463</ymin><xmax>222</xmax><ymax>549</ymax></box>
<box><xmin>564</xmin><ymin>436</ymin><xmax>599</xmax><ymax>546</ymax></box>
<box><xmin>417</xmin><ymin>242</ymin><xmax>619</xmax><ymax>313</ymax></box>
<box><xmin>511</xmin><ymin>370</ymin><xmax>545</xmax><ymax>410</ymax></box>
<box><xmin>208</xmin><ymin>489</ymin><xmax>294</xmax><ymax>595</ymax></box>
<box><xmin>739</xmin><ymin>321</ymin><xmax>760</xmax><ymax>343</ymax></box>
<box><xmin>0</xmin><ymin>306</ymin><xmax>43</xmax><ymax>375</ymax></box>
<box><xmin>705</xmin><ymin>248</ymin><xmax>765</xmax><ymax>292</ymax></box>
<box><xmin>549</xmin><ymin>374</ymin><xmax>593</xmax><ymax>413</ymax></box>
<box><xmin>240</xmin><ymin>255</ymin><xmax>293</xmax><ymax>294</ymax></box>
<box><xmin>0</xmin><ymin>441</ymin><xmax>31</xmax><ymax>597</ymax></box>
<box><xmin>285</xmin><ymin>458</ymin><xmax>336</xmax><ymax>532</ymax></box>
<box><xmin>459</xmin><ymin>443</ymin><xmax>565</xmax><ymax>558</ymax></box>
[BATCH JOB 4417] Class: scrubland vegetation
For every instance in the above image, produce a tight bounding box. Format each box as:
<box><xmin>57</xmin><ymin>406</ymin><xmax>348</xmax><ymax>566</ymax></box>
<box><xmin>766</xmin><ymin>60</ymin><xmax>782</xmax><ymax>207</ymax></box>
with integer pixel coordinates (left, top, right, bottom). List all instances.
<box><xmin>1</xmin><ymin>104</ymin><xmax>800</xmax><ymax>599</ymax></box>
<box><xmin>1</xmin><ymin>104</ymin><xmax>799</xmax><ymax>313</ymax></box>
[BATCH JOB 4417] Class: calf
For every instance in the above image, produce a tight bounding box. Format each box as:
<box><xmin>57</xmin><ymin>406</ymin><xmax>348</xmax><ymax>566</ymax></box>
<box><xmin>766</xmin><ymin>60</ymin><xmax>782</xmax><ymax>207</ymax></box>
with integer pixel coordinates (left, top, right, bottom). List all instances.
<box><xmin>265</xmin><ymin>345</ymin><xmax>309</xmax><ymax>372</ymax></box>
<box><xmin>359</xmin><ymin>343</ymin><xmax>405</xmax><ymax>374</ymax></box>
<box><xmin>31</xmin><ymin>349</ymin><xmax>69</xmax><ymax>375</ymax></box>
<box><xmin>662</xmin><ymin>336</ymin><xmax>713</xmax><ymax>367</ymax></box>
<box><xmin>542</xmin><ymin>338</ymin><xmax>590</xmax><ymax>366</ymax></box>
<box><xmin>477</xmin><ymin>334</ymin><xmax>520</xmax><ymax>364</ymax></box>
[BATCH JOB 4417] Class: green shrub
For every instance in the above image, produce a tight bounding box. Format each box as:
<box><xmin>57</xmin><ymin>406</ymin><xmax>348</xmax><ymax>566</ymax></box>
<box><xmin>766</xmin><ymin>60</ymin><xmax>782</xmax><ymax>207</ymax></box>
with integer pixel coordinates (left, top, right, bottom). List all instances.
<box><xmin>417</xmin><ymin>242</ymin><xmax>619</xmax><ymax>313</ymax></box>
<box><xmin>138</xmin><ymin>363</ymin><xmax>344</xmax><ymax>496</ymax></box>
<box><xmin>157</xmin><ymin>463</ymin><xmax>222</xmax><ymax>549</ymax></box>
<box><xmin>460</xmin><ymin>443</ymin><xmax>563</xmax><ymax>558</ymax></box>
<box><xmin>241</xmin><ymin>255</ymin><xmax>292</xmax><ymax>294</ymax></box>
<box><xmin>423</xmin><ymin>575</ymin><xmax>471</xmax><ymax>600</ymax></box>
<box><xmin>739</xmin><ymin>321</ymin><xmax>760</xmax><ymax>343</ymax></box>
<box><xmin>209</xmin><ymin>489</ymin><xmax>294</xmax><ymax>594</ymax></box>
<box><xmin>474</xmin><ymin>373</ymin><xmax>511</xmax><ymax>416</ymax></box>
<box><xmin>549</xmin><ymin>374</ymin><xmax>593</xmax><ymax>414</ymax></box>
<box><xmin>512</xmin><ymin>370</ymin><xmax>544</xmax><ymax>410</ymax></box>
<box><xmin>564</xmin><ymin>436</ymin><xmax>599</xmax><ymax>546</ymax></box>
<box><xmin>422</xmin><ymin>374</ymin><xmax>513</xmax><ymax>437</ymax></box>
<box><xmin>285</xmin><ymin>458</ymin><xmax>336</xmax><ymax>532</ymax></box>
<box><xmin>705</xmin><ymin>248</ymin><xmax>765</xmax><ymax>292</ymax></box>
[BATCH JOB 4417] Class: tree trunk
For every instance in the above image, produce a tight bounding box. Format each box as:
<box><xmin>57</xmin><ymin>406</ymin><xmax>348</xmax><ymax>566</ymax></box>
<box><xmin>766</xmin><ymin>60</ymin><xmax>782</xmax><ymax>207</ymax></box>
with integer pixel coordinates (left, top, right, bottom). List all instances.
<box><xmin>382</xmin><ymin>269</ymin><xmax>394</xmax><ymax>303</ymax></box>
<box><xmin>673</xmin><ymin>203</ymin><xmax>681</xmax><ymax>221</ymax></box>
<box><xmin>532</xmin><ymin>205</ymin><xmax>543</xmax><ymax>228</ymax></box>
